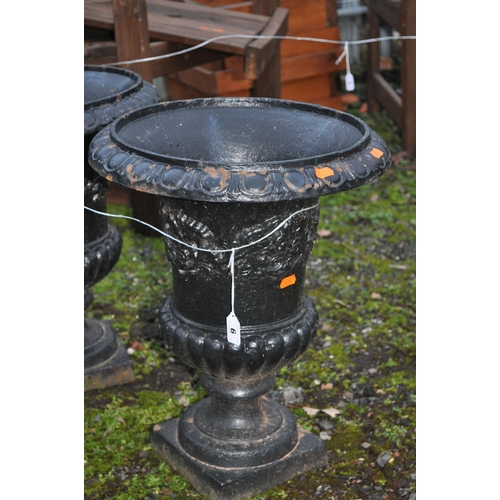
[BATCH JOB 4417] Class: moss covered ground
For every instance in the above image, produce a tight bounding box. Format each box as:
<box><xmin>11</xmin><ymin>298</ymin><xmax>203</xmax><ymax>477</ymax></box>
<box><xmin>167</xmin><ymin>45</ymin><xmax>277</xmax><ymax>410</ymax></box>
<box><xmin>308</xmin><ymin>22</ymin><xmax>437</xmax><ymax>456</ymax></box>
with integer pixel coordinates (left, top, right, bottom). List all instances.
<box><xmin>84</xmin><ymin>108</ymin><xmax>416</xmax><ymax>500</ymax></box>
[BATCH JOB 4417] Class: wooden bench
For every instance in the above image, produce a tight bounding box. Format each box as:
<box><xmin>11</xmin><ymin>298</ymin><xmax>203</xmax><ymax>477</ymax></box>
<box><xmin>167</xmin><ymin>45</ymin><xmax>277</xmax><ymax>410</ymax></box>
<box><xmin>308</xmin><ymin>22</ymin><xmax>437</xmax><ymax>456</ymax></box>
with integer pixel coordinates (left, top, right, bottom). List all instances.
<box><xmin>84</xmin><ymin>0</ymin><xmax>288</xmax><ymax>97</ymax></box>
<box><xmin>367</xmin><ymin>0</ymin><xmax>416</xmax><ymax>157</ymax></box>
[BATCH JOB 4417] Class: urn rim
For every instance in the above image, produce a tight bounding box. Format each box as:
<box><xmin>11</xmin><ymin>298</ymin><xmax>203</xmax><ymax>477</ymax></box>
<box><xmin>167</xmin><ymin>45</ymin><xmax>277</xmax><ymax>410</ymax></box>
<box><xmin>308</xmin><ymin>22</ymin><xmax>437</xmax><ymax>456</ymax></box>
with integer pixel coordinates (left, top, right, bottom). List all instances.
<box><xmin>89</xmin><ymin>97</ymin><xmax>391</xmax><ymax>202</ymax></box>
<box><xmin>84</xmin><ymin>65</ymin><xmax>160</xmax><ymax>136</ymax></box>
<box><xmin>84</xmin><ymin>65</ymin><xmax>142</xmax><ymax>110</ymax></box>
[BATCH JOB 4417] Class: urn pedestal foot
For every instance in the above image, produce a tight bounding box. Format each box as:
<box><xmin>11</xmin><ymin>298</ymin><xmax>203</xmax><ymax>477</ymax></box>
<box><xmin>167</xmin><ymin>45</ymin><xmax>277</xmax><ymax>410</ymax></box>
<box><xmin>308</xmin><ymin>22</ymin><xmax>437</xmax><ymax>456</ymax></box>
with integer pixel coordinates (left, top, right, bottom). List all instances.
<box><xmin>84</xmin><ymin>318</ymin><xmax>135</xmax><ymax>391</ymax></box>
<box><xmin>151</xmin><ymin>417</ymin><xmax>327</xmax><ymax>500</ymax></box>
<box><xmin>151</xmin><ymin>372</ymin><xmax>327</xmax><ymax>498</ymax></box>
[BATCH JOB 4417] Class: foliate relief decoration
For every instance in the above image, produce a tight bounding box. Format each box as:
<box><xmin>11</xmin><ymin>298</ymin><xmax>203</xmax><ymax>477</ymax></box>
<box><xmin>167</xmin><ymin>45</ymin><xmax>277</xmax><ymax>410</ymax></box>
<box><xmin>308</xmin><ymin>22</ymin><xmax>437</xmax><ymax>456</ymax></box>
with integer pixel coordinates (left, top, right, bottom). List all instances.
<box><xmin>160</xmin><ymin>204</ymin><xmax>320</xmax><ymax>278</ymax></box>
<box><xmin>160</xmin><ymin>205</ymin><xmax>227</xmax><ymax>274</ymax></box>
<box><xmin>234</xmin><ymin>206</ymin><xmax>320</xmax><ymax>279</ymax></box>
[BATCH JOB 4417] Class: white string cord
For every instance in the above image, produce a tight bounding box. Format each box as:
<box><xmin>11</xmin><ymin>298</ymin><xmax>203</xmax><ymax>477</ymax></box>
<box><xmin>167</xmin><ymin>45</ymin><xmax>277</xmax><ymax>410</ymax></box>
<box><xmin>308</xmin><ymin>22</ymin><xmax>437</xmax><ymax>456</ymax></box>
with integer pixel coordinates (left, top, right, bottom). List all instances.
<box><xmin>84</xmin><ymin>203</ymin><xmax>318</xmax><ymax>254</ymax></box>
<box><xmin>228</xmin><ymin>249</ymin><xmax>236</xmax><ymax>316</ymax></box>
<box><xmin>103</xmin><ymin>34</ymin><xmax>416</xmax><ymax>68</ymax></box>
<box><xmin>85</xmin><ymin>203</ymin><xmax>318</xmax><ymax>344</ymax></box>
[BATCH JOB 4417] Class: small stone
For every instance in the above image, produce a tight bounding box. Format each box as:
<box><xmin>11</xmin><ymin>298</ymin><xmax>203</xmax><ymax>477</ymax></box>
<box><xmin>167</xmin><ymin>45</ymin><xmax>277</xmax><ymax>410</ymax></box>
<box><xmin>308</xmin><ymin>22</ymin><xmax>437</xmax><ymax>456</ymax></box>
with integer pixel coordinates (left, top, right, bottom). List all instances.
<box><xmin>283</xmin><ymin>387</ymin><xmax>304</xmax><ymax>405</ymax></box>
<box><xmin>361</xmin><ymin>442</ymin><xmax>371</xmax><ymax>449</ymax></box>
<box><xmin>319</xmin><ymin>420</ymin><xmax>335</xmax><ymax>431</ymax></box>
<box><xmin>127</xmin><ymin>347</ymin><xmax>135</xmax><ymax>355</ymax></box>
<box><xmin>408</xmin><ymin>494</ymin><xmax>416</xmax><ymax>500</ymax></box>
<box><xmin>343</xmin><ymin>391</ymin><xmax>354</xmax><ymax>400</ymax></box>
<box><xmin>92</xmin><ymin>415</ymin><xmax>102</xmax><ymax>423</ymax></box>
<box><xmin>131</xmin><ymin>340</ymin><xmax>143</xmax><ymax>351</ymax></box>
<box><xmin>376</xmin><ymin>450</ymin><xmax>392</xmax><ymax>468</ymax></box>
<box><xmin>177</xmin><ymin>396</ymin><xmax>190</xmax><ymax>407</ymax></box>
<box><xmin>319</xmin><ymin>431</ymin><xmax>331</xmax><ymax>441</ymax></box>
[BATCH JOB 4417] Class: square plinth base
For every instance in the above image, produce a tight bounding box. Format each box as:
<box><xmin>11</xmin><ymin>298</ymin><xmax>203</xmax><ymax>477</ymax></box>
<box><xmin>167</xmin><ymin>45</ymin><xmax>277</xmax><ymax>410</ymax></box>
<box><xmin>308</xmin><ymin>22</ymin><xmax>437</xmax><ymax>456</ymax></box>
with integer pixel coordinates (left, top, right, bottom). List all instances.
<box><xmin>151</xmin><ymin>418</ymin><xmax>328</xmax><ymax>500</ymax></box>
<box><xmin>84</xmin><ymin>342</ymin><xmax>135</xmax><ymax>391</ymax></box>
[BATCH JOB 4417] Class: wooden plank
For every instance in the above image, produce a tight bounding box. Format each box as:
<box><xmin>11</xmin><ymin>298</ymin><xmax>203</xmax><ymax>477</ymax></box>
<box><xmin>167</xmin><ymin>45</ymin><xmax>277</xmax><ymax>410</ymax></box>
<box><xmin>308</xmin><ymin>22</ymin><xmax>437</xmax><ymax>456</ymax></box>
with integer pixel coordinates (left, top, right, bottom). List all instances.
<box><xmin>367</xmin><ymin>2</ymin><xmax>381</xmax><ymax>113</ymax></box>
<box><xmin>165</xmin><ymin>76</ymin><xmax>210</xmax><ymax>99</ymax></box>
<box><xmin>167</xmin><ymin>61</ymin><xmax>252</xmax><ymax>94</ymax></box>
<box><xmin>163</xmin><ymin>42</ymin><xmax>346</xmax><ymax>96</ymax></box>
<box><xmin>84</xmin><ymin>2</ymin><xmax>116</xmax><ymax>30</ymax></box>
<box><xmin>189</xmin><ymin>0</ymin><xmax>251</xmax><ymax>8</ymax></box>
<box><xmin>400</xmin><ymin>0</ymin><xmax>416</xmax><ymax>156</ymax></box>
<box><xmin>244</xmin><ymin>6</ymin><xmax>288</xmax><ymax>79</ymax></box>
<box><xmin>149</xmin><ymin>42</ymin><xmax>229</xmax><ymax>76</ymax></box>
<box><xmin>85</xmin><ymin>0</ymin><xmax>270</xmax><ymax>55</ymax></box>
<box><xmin>84</xmin><ymin>40</ymin><xmax>229</xmax><ymax>77</ymax></box>
<box><xmin>280</xmin><ymin>0</ymin><xmax>328</xmax><ymax>34</ymax></box>
<box><xmin>281</xmin><ymin>74</ymin><xmax>334</xmax><ymax>102</ymax></box>
<box><xmin>372</xmin><ymin>73</ymin><xmax>402</xmax><ymax>127</ymax></box>
<box><xmin>146</xmin><ymin>0</ymin><xmax>267</xmax><ymax>50</ymax></box>
<box><xmin>281</xmin><ymin>48</ymin><xmax>345</xmax><ymax>83</ymax></box>
<box><xmin>84</xmin><ymin>40</ymin><xmax>119</xmax><ymax>63</ymax></box>
<box><xmin>112</xmin><ymin>0</ymin><xmax>153</xmax><ymax>81</ymax></box>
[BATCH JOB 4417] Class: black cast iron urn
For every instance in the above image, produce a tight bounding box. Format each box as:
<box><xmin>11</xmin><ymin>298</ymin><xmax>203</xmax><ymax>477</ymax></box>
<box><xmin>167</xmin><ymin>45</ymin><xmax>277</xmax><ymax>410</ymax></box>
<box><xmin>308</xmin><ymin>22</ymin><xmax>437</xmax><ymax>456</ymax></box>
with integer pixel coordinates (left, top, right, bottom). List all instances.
<box><xmin>84</xmin><ymin>65</ymin><xmax>159</xmax><ymax>391</ymax></box>
<box><xmin>88</xmin><ymin>97</ymin><xmax>391</xmax><ymax>498</ymax></box>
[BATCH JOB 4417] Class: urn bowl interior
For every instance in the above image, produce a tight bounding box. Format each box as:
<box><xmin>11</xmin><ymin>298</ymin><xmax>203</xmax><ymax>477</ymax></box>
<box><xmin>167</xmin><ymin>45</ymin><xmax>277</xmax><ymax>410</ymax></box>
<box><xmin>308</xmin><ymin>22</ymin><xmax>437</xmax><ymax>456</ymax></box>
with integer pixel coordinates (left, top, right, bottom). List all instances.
<box><xmin>112</xmin><ymin>99</ymin><xmax>370</xmax><ymax>167</ymax></box>
<box><xmin>84</xmin><ymin>66</ymin><xmax>141</xmax><ymax>108</ymax></box>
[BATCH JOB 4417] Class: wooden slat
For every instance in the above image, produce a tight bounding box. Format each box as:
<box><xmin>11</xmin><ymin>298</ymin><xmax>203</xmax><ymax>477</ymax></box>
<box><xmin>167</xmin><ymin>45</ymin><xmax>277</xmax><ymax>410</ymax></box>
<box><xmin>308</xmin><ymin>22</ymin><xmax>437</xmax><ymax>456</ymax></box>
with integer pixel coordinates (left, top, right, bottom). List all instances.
<box><xmin>372</xmin><ymin>73</ymin><xmax>402</xmax><ymax>127</ymax></box>
<box><xmin>400</xmin><ymin>0</ymin><xmax>416</xmax><ymax>157</ymax></box>
<box><xmin>85</xmin><ymin>40</ymin><xmax>230</xmax><ymax>77</ymax></box>
<box><xmin>281</xmin><ymin>74</ymin><xmax>334</xmax><ymax>102</ymax></box>
<box><xmin>244</xmin><ymin>6</ymin><xmax>288</xmax><ymax>79</ymax></box>
<box><xmin>166</xmin><ymin>60</ymin><xmax>253</xmax><ymax>94</ymax></box>
<box><xmin>112</xmin><ymin>0</ymin><xmax>153</xmax><ymax>80</ymax></box>
<box><xmin>280</xmin><ymin>0</ymin><xmax>328</xmax><ymax>34</ymax></box>
<box><xmin>84</xmin><ymin>0</ymin><xmax>270</xmax><ymax>55</ymax></box>
<box><xmin>281</xmin><ymin>48</ymin><xmax>345</xmax><ymax>83</ymax></box>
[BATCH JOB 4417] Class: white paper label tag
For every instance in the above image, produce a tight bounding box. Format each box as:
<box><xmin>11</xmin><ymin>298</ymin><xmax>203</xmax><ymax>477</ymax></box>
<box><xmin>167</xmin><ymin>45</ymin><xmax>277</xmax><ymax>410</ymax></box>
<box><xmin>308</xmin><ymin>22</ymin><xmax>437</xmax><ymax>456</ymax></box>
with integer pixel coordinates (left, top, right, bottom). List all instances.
<box><xmin>226</xmin><ymin>312</ymin><xmax>241</xmax><ymax>346</ymax></box>
<box><xmin>345</xmin><ymin>72</ymin><xmax>355</xmax><ymax>91</ymax></box>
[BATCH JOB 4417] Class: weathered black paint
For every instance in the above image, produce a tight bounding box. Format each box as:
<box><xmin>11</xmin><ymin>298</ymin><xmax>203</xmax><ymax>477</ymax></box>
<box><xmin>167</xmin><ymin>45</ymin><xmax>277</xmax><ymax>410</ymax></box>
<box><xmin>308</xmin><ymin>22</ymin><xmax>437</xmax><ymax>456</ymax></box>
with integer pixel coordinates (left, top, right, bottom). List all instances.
<box><xmin>88</xmin><ymin>97</ymin><xmax>391</xmax><ymax>497</ymax></box>
<box><xmin>84</xmin><ymin>65</ymin><xmax>159</xmax><ymax>391</ymax></box>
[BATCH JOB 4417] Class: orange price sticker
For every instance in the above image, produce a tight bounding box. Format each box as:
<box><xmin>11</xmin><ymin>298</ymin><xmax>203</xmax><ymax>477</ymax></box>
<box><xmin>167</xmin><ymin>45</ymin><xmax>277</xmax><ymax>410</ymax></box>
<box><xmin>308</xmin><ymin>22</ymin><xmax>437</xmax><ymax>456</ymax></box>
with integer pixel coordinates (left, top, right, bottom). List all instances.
<box><xmin>280</xmin><ymin>274</ymin><xmax>297</xmax><ymax>289</ymax></box>
<box><xmin>315</xmin><ymin>166</ymin><xmax>334</xmax><ymax>179</ymax></box>
<box><xmin>370</xmin><ymin>148</ymin><xmax>384</xmax><ymax>159</ymax></box>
